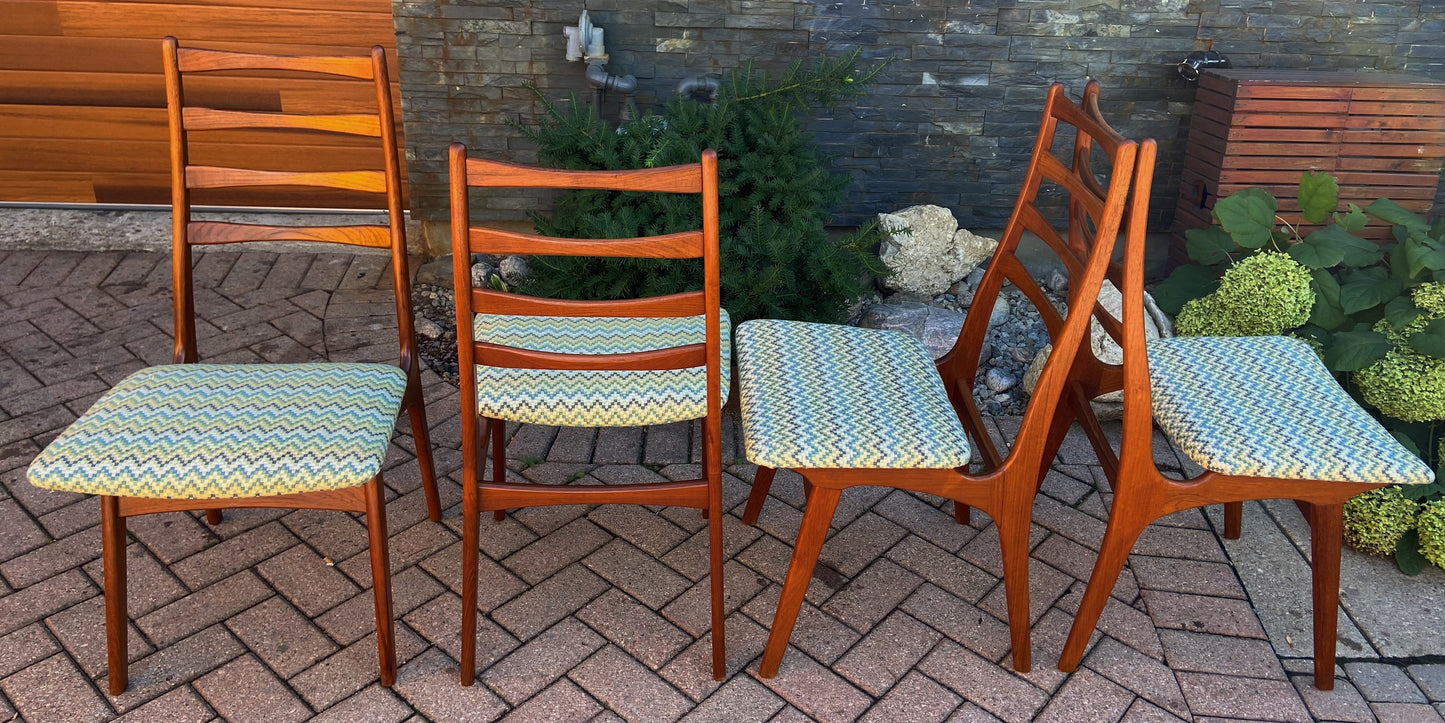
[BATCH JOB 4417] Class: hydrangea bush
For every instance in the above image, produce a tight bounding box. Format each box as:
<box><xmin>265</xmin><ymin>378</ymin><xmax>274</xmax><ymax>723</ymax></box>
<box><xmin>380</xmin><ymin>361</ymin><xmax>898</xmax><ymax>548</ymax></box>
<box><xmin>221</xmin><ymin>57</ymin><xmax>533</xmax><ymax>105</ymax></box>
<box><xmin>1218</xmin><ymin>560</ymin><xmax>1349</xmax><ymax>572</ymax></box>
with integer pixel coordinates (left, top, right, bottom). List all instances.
<box><xmin>1156</xmin><ymin>172</ymin><xmax>1445</xmax><ymax>573</ymax></box>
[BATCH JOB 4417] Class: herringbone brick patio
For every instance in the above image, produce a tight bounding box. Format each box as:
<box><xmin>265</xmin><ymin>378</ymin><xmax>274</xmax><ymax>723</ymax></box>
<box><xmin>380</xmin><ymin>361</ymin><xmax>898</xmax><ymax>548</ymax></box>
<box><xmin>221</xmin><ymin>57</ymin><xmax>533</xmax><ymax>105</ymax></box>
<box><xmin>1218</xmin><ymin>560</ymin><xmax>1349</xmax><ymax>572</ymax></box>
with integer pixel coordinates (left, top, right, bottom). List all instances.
<box><xmin>1</xmin><ymin>248</ymin><xmax>1441</xmax><ymax>722</ymax></box>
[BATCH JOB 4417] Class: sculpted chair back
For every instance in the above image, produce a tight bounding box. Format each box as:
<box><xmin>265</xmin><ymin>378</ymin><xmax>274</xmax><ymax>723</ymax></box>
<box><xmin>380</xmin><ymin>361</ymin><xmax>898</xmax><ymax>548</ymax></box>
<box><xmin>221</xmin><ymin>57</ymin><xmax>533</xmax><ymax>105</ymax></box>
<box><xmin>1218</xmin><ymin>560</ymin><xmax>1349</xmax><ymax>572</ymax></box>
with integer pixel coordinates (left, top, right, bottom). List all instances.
<box><xmin>735</xmin><ymin>81</ymin><xmax>1148</xmax><ymax>676</ymax></box>
<box><xmin>1053</xmin><ymin>90</ymin><xmax>1434</xmax><ymax>690</ymax></box>
<box><xmin>25</xmin><ymin>38</ymin><xmax>440</xmax><ymax>694</ymax></box>
<box><xmin>448</xmin><ymin>145</ymin><xmax>727</xmax><ymax>682</ymax></box>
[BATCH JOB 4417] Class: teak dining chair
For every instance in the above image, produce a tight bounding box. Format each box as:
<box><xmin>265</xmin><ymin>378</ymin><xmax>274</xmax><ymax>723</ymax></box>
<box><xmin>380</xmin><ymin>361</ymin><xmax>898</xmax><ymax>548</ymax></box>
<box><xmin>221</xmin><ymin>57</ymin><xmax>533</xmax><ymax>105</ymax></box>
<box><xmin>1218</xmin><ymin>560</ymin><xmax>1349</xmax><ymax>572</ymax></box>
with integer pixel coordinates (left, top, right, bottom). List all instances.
<box><xmin>448</xmin><ymin>145</ymin><xmax>728</xmax><ymax>683</ymax></box>
<box><xmin>736</xmin><ymin>81</ymin><xmax>1150</xmax><ymax>676</ymax></box>
<box><xmin>25</xmin><ymin>38</ymin><xmax>441</xmax><ymax>694</ymax></box>
<box><xmin>1051</xmin><ymin>117</ymin><xmax>1434</xmax><ymax>690</ymax></box>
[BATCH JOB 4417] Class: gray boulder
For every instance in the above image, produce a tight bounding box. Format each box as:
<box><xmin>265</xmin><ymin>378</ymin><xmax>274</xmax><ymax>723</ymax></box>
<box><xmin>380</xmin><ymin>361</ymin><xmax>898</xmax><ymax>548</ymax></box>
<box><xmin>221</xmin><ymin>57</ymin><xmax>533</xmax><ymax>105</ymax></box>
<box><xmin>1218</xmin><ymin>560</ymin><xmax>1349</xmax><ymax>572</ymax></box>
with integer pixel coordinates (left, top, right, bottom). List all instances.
<box><xmin>857</xmin><ymin>301</ymin><xmax>967</xmax><ymax>360</ymax></box>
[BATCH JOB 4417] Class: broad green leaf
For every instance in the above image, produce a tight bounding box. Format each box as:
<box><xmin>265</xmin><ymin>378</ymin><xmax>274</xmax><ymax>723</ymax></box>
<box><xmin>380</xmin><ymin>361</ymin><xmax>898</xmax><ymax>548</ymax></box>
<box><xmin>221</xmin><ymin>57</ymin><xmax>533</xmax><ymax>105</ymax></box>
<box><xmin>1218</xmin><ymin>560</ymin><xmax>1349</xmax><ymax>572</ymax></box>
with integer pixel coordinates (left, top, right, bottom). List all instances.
<box><xmin>1390</xmin><ymin>430</ymin><xmax>1422</xmax><ymax>457</ymax></box>
<box><xmin>1431</xmin><ymin>216</ymin><xmax>1445</xmax><ymax>242</ymax></box>
<box><xmin>1408</xmin><ymin>318</ymin><xmax>1445</xmax><ymax>358</ymax></box>
<box><xmin>1185</xmin><ymin>227</ymin><xmax>1236</xmax><ymax>265</ymax></box>
<box><xmin>1392</xmin><ymin>242</ymin><xmax>1423</xmax><ymax>284</ymax></box>
<box><xmin>1334</xmin><ymin>203</ymin><xmax>1368</xmax><ymax>232</ymax></box>
<box><xmin>1404</xmin><ymin>235</ymin><xmax>1445</xmax><ymax>277</ymax></box>
<box><xmin>1339</xmin><ymin>267</ymin><xmax>1402</xmax><ymax>314</ymax></box>
<box><xmin>1310</xmin><ymin>269</ymin><xmax>1347</xmax><ymax>330</ymax></box>
<box><xmin>1365</xmin><ymin>198</ymin><xmax>1429</xmax><ymax>232</ymax></box>
<box><xmin>1383</xmin><ymin>295</ymin><xmax>1422</xmax><ymax>331</ymax></box>
<box><xmin>1151</xmin><ymin>264</ymin><xmax>1219</xmax><ymax>315</ymax></box>
<box><xmin>1323</xmin><ymin>329</ymin><xmax>1391</xmax><ymax>371</ymax></box>
<box><xmin>1289</xmin><ymin>230</ymin><xmax>1346</xmax><ymax>268</ymax></box>
<box><xmin>1402</xmin><ymin>480</ymin><xmax>1445</xmax><ymax>500</ymax></box>
<box><xmin>1396</xmin><ymin>529</ymin><xmax>1427</xmax><ymax>576</ymax></box>
<box><xmin>1298</xmin><ymin>171</ymin><xmax>1339</xmax><ymax>224</ymax></box>
<box><xmin>1213</xmin><ymin>188</ymin><xmax>1278</xmax><ymax>249</ymax></box>
<box><xmin>1314</xmin><ymin>224</ymin><xmax>1386</xmax><ymax>267</ymax></box>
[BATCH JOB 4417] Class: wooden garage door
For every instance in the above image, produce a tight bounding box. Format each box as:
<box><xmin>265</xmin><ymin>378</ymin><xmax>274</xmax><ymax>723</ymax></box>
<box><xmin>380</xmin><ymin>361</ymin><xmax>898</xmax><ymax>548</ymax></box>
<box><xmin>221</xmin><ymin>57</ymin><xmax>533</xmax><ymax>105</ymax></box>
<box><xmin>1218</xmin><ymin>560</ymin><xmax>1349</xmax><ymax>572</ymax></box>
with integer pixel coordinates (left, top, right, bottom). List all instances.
<box><xmin>0</xmin><ymin>0</ymin><xmax>404</xmax><ymax>208</ymax></box>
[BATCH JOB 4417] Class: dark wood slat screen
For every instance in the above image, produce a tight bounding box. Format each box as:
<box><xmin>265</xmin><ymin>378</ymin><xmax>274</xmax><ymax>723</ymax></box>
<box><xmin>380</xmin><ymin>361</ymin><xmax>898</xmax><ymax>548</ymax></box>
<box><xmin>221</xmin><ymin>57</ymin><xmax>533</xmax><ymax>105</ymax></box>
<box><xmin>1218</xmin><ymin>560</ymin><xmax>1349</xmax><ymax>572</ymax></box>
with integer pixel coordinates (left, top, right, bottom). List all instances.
<box><xmin>0</xmin><ymin>0</ymin><xmax>403</xmax><ymax>207</ymax></box>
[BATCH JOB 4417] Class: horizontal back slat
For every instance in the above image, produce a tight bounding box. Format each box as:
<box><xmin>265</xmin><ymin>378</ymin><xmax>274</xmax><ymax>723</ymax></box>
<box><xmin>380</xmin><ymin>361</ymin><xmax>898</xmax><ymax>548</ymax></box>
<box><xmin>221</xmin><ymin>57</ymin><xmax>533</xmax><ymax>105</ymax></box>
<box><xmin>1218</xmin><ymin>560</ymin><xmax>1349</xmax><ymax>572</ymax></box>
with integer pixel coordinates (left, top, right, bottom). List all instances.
<box><xmin>177</xmin><ymin>46</ymin><xmax>373</xmax><ymax>79</ymax></box>
<box><xmin>185</xmin><ymin>165</ymin><xmax>385</xmax><ymax>192</ymax></box>
<box><xmin>474</xmin><ymin>342</ymin><xmax>707</xmax><ymax>371</ymax></box>
<box><xmin>472</xmin><ymin>289</ymin><xmax>706</xmax><ymax>318</ymax></box>
<box><xmin>469</xmin><ymin>226</ymin><xmax>704</xmax><ymax>259</ymax></box>
<box><xmin>183</xmin><ymin>107</ymin><xmax>381</xmax><ymax>136</ymax></box>
<box><xmin>465</xmin><ymin>156</ymin><xmax>702</xmax><ymax>193</ymax></box>
<box><xmin>187</xmin><ymin>220</ymin><xmax>390</xmax><ymax>247</ymax></box>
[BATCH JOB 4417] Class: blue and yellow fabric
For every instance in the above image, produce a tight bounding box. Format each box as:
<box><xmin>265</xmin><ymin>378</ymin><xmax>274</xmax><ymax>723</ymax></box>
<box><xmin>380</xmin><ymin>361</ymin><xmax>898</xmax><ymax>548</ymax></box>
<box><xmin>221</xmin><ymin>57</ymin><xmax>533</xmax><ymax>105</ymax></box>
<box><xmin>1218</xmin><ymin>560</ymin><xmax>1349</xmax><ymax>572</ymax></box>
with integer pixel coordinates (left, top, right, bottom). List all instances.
<box><xmin>735</xmin><ymin>319</ymin><xmax>972</xmax><ymax>470</ymax></box>
<box><xmin>474</xmin><ymin>311</ymin><xmax>731</xmax><ymax>427</ymax></box>
<box><xmin>28</xmin><ymin>363</ymin><xmax>408</xmax><ymax>500</ymax></box>
<box><xmin>1148</xmin><ymin>335</ymin><xmax>1433</xmax><ymax>485</ymax></box>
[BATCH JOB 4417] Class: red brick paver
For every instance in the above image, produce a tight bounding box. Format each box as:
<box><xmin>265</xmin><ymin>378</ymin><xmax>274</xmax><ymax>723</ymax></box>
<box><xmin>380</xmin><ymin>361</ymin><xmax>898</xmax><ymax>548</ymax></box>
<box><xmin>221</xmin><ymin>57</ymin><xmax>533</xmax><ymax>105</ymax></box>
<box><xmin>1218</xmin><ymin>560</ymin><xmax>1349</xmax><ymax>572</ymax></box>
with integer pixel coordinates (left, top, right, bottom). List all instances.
<box><xmin>0</xmin><ymin>249</ymin><xmax>1432</xmax><ymax>722</ymax></box>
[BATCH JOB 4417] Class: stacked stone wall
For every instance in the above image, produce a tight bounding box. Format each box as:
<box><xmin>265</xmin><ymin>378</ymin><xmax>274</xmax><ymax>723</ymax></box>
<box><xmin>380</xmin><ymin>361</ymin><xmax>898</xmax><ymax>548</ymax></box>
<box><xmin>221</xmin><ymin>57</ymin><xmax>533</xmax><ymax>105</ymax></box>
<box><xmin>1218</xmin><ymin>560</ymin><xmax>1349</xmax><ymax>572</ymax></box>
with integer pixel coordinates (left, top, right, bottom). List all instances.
<box><xmin>393</xmin><ymin>0</ymin><xmax>1445</xmax><ymax>231</ymax></box>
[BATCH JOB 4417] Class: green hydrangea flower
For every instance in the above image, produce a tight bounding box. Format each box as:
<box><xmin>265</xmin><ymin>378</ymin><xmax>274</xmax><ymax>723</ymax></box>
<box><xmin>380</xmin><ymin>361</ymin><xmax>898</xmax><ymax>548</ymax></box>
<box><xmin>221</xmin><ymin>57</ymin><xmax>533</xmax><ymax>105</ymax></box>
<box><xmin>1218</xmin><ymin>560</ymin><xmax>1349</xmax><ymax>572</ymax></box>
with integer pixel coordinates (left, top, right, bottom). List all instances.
<box><xmin>1418</xmin><ymin>499</ymin><xmax>1445</xmax><ymax>569</ymax></box>
<box><xmin>1354</xmin><ymin>347</ymin><xmax>1445</xmax><ymax>422</ymax></box>
<box><xmin>1175</xmin><ymin>252</ymin><xmax>1314</xmax><ymax>337</ymax></box>
<box><xmin>1413</xmin><ymin>282</ymin><xmax>1445</xmax><ymax>317</ymax></box>
<box><xmin>1342</xmin><ymin>486</ymin><xmax>1419</xmax><ymax>556</ymax></box>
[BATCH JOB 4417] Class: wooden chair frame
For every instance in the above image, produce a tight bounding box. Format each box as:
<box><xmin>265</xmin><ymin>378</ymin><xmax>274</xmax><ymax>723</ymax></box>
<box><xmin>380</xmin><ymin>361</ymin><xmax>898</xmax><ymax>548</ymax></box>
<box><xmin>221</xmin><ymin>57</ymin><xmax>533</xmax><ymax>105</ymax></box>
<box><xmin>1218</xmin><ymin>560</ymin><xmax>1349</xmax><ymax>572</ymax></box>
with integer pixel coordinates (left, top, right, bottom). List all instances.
<box><xmin>741</xmin><ymin>82</ymin><xmax>1146</xmax><ymax>677</ymax></box>
<box><xmin>1050</xmin><ymin>102</ymin><xmax>1371</xmax><ymax>692</ymax></box>
<box><xmin>449</xmin><ymin>145</ymin><xmax>727</xmax><ymax>682</ymax></box>
<box><xmin>95</xmin><ymin>38</ymin><xmax>442</xmax><ymax>695</ymax></box>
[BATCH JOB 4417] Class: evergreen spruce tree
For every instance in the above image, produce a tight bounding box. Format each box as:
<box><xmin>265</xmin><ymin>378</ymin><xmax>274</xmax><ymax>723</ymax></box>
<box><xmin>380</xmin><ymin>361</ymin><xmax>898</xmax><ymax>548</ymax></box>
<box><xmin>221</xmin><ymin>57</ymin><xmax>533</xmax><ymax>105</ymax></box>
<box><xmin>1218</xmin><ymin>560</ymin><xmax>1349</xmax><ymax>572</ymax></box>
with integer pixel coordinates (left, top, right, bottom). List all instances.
<box><xmin>514</xmin><ymin>50</ymin><xmax>890</xmax><ymax>323</ymax></box>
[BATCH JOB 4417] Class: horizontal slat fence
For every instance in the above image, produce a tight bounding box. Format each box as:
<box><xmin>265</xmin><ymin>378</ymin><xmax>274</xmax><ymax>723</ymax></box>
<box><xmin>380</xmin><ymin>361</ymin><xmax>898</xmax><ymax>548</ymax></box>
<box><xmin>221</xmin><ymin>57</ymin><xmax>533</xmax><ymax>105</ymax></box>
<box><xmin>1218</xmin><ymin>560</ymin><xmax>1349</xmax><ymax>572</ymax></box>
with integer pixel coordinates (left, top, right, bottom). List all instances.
<box><xmin>1173</xmin><ymin>69</ymin><xmax>1445</xmax><ymax>260</ymax></box>
<box><xmin>0</xmin><ymin>0</ymin><xmax>402</xmax><ymax>207</ymax></box>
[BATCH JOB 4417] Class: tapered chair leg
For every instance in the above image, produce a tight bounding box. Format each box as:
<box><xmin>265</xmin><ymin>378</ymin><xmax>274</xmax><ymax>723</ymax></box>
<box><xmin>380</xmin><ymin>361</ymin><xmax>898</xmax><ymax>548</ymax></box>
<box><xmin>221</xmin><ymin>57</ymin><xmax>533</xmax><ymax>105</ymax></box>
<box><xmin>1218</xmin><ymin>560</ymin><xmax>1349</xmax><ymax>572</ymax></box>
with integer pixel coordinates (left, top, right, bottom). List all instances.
<box><xmin>364</xmin><ymin>477</ymin><xmax>397</xmax><ymax>686</ymax></box>
<box><xmin>708</xmin><ymin>469</ymin><xmax>726</xmax><ymax>680</ymax></box>
<box><xmin>1224</xmin><ymin>501</ymin><xmax>1243</xmax><ymax>540</ymax></box>
<box><xmin>101</xmin><ymin>496</ymin><xmax>129</xmax><ymax>696</ymax></box>
<box><xmin>996</xmin><ymin>509</ymin><xmax>1034</xmax><ymax>672</ymax></box>
<box><xmin>407</xmin><ymin>400</ymin><xmax>442</xmax><ymax>523</ymax></box>
<box><xmin>1306</xmin><ymin>501</ymin><xmax>1344</xmax><ymax>690</ymax></box>
<box><xmin>759</xmin><ymin>484</ymin><xmax>841</xmax><ymax>678</ymax></box>
<box><xmin>741</xmin><ymin>466</ymin><xmax>776</xmax><ymax>525</ymax></box>
<box><xmin>954</xmin><ymin>502</ymin><xmax>971</xmax><ymax>525</ymax></box>
<box><xmin>1060</xmin><ymin>512</ymin><xmax>1151</xmax><ymax>671</ymax></box>
<box><xmin>205</xmin><ymin>509</ymin><xmax>222</xmax><ymax>525</ymax></box>
<box><xmin>460</xmin><ymin>471</ymin><xmax>481</xmax><ymax>685</ymax></box>
<box><xmin>491</xmin><ymin>417</ymin><xmax>507</xmax><ymax>522</ymax></box>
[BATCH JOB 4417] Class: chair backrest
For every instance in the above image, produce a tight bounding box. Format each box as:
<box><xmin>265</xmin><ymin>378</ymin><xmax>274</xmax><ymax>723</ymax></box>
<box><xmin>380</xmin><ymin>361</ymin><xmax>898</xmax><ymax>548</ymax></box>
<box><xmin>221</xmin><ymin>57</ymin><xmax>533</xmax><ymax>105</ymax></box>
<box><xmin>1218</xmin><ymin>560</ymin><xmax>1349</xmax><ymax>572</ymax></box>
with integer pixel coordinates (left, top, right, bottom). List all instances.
<box><xmin>935</xmin><ymin>81</ymin><xmax>1153</xmax><ymax>476</ymax></box>
<box><xmin>161</xmin><ymin>37</ymin><xmax>415</xmax><ymax>370</ymax></box>
<box><xmin>446</xmin><ymin>144</ymin><xmax>723</xmax><ymax>421</ymax></box>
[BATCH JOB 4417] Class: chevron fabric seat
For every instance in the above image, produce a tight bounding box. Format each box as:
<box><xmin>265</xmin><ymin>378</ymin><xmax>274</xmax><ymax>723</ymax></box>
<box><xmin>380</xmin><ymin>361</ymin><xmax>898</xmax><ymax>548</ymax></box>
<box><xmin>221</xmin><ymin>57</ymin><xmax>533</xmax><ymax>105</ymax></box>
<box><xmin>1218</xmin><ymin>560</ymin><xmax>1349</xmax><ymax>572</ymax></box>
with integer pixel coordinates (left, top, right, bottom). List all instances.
<box><xmin>28</xmin><ymin>363</ymin><xmax>408</xmax><ymax>500</ymax></box>
<box><xmin>474</xmin><ymin>311</ymin><xmax>732</xmax><ymax>427</ymax></box>
<box><xmin>736</xmin><ymin>319</ymin><xmax>972</xmax><ymax>469</ymax></box>
<box><xmin>1148</xmin><ymin>335</ymin><xmax>1433</xmax><ymax>485</ymax></box>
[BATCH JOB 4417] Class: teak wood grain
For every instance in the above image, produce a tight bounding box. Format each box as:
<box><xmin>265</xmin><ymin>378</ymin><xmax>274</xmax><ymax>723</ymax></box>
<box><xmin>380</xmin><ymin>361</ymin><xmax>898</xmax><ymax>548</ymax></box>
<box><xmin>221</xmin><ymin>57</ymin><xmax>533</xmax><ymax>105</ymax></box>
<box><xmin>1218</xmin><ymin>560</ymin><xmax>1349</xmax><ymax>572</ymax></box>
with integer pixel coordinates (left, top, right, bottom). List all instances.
<box><xmin>739</xmin><ymin>81</ymin><xmax>1148</xmax><ymax>679</ymax></box>
<box><xmin>449</xmin><ymin>144</ymin><xmax>729</xmax><ymax>684</ymax></box>
<box><xmin>0</xmin><ymin>0</ymin><xmax>401</xmax><ymax>206</ymax></box>
<box><xmin>94</xmin><ymin>39</ymin><xmax>442</xmax><ymax>697</ymax></box>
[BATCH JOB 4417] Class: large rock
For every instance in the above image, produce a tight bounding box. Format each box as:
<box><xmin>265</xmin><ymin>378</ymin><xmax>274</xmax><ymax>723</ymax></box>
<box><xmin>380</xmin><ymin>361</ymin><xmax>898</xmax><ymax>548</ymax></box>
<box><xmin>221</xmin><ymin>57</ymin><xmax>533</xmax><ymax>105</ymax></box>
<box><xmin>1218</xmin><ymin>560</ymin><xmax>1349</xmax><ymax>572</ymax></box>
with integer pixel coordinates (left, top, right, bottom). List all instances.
<box><xmin>1021</xmin><ymin>280</ymin><xmax>1171</xmax><ymax>419</ymax></box>
<box><xmin>954</xmin><ymin>228</ymin><xmax>999</xmax><ymax>277</ymax></box>
<box><xmin>857</xmin><ymin>301</ymin><xmax>967</xmax><ymax>360</ymax></box>
<box><xmin>878</xmin><ymin>205</ymin><xmax>967</xmax><ymax>296</ymax></box>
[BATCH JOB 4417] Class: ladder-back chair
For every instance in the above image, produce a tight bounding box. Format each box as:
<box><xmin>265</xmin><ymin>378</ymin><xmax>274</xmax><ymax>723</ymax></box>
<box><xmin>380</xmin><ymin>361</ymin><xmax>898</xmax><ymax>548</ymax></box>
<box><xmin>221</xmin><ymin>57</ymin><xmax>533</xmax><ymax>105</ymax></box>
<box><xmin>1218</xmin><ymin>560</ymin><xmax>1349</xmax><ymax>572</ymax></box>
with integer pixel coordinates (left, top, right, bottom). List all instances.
<box><xmin>26</xmin><ymin>38</ymin><xmax>441</xmax><ymax>694</ymax></box>
<box><xmin>449</xmin><ymin>145</ymin><xmax>728</xmax><ymax>682</ymax></box>
<box><xmin>1052</xmin><ymin>106</ymin><xmax>1434</xmax><ymax>690</ymax></box>
<box><xmin>736</xmin><ymin>82</ymin><xmax>1149</xmax><ymax>676</ymax></box>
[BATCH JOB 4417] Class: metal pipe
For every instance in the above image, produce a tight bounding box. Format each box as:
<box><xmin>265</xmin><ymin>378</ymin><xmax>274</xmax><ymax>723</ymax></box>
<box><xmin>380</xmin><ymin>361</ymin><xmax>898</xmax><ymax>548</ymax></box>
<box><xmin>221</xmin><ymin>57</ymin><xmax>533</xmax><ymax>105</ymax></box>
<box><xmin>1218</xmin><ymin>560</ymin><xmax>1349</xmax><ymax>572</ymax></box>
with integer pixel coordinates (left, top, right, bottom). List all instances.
<box><xmin>676</xmin><ymin>74</ymin><xmax>721</xmax><ymax>102</ymax></box>
<box><xmin>585</xmin><ymin>61</ymin><xmax>637</xmax><ymax>94</ymax></box>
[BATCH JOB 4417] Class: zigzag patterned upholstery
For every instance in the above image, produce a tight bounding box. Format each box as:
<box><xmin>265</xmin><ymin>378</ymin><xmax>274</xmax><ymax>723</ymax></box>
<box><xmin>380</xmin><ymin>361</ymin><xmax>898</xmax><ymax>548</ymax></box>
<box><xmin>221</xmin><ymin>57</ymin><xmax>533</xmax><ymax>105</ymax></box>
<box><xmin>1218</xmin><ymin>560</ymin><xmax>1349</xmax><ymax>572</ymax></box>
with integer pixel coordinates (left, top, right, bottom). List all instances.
<box><xmin>474</xmin><ymin>311</ymin><xmax>732</xmax><ymax>427</ymax></box>
<box><xmin>28</xmin><ymin>363</ymin><xmax>407</xmax><ymax>499</ymax></box>
<box><xmin>736</xmin><ymin>319</ymin><xmax>972</xmax><ymax>469</ymax></box>
<box><xmin>1149</xmin><ymin>335</ymin><xmax>1433</xmax><ymax>485</ymax></box>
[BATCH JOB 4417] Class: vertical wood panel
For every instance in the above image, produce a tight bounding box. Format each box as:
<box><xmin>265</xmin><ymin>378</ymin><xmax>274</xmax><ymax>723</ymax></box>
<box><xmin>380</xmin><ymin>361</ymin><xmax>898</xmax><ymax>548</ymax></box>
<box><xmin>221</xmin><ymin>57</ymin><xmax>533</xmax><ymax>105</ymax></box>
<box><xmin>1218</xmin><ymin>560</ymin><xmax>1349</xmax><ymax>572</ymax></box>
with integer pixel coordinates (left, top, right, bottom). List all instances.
<box><xmin>0</xmin><ymin>0</ymin><xmax>401</xmax><ymax>206</ymax></box>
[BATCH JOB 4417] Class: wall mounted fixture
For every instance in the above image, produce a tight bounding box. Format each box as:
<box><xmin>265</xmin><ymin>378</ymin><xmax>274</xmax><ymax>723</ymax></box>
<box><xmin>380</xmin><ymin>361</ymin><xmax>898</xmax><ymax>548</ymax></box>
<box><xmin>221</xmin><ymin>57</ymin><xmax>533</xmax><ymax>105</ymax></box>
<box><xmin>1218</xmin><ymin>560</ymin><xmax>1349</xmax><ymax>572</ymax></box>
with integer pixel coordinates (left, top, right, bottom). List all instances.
<box><xmin>1177</xmin><ymin>50</ymin><xmax>1232</xmax><ymax>81</ymax></box>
